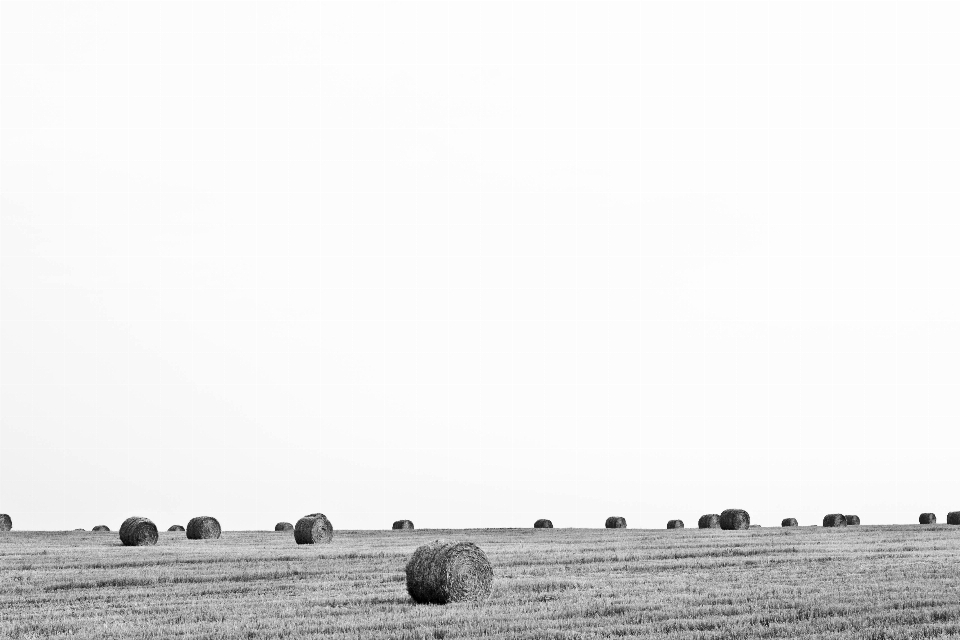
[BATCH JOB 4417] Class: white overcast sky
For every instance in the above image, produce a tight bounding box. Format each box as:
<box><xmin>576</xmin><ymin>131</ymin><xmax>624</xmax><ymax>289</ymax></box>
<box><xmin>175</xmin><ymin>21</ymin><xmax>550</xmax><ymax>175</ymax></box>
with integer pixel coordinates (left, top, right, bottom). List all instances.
<box><xmin>1</xmin><ymin>0</ymin><xmax>958</xmax><ymax>531</ymax></box>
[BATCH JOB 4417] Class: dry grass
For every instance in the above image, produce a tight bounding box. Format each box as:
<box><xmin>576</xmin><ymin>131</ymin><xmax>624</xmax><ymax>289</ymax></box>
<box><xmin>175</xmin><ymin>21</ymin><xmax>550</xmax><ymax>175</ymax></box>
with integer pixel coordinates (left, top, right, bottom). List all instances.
<box><xmin>5</xmin><ymin>526</ymin><xmax>960</xmax><ymax>638</ymax></box>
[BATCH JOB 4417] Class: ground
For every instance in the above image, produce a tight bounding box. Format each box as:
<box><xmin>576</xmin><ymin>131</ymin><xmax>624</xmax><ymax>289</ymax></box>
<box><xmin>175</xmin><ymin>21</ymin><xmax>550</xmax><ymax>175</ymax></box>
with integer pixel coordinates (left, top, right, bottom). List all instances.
<box><xmin>2</xmin><ymin>525</ymin><xmax>959</xmax><ymax>639</ymax></box>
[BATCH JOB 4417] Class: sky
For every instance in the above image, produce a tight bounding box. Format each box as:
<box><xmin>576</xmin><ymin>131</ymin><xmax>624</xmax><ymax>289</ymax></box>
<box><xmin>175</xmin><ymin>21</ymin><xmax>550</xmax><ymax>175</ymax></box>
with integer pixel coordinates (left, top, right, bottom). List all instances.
<box><xmin>1</xmin><ymin>0</ymin><xmax>958</xmax><ymax>531</ymax></box>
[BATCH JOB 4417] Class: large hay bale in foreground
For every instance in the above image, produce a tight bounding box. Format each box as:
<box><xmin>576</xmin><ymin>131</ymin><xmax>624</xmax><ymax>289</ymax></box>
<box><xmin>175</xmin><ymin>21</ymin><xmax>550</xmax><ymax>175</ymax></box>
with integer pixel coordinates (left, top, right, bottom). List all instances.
<box><xmin>405</xmin><ymin>540</ymin><xmax>493</xmax><ymax>604</ymax></box>
<box><xmin>845</xmin><ymin>514</ymin><xmax>860</xmax><ymax>526</ymax></box>
<box><xmin>0</xmin><ymin>514</ymin><xmax>11</xmax><ymax>531</ymax></box>
<box><xmin>168</xmin><ymin>525</ymin><xmax>185</xmax><ymax>532</ymax></box>
<box><xmin>920</xmin><ymin>513</ymin><xmax>937</xmax><ymax>525</ymax></box>
<box><xmin>781</xmin><ymin>518</ymin><xmax>798</xmax><ymax>527</ymax></box>
<box><xmin>93</xmin><ymin>525</ymin><xmax>110</xmax><ymax>532</ymax></box>
<box><xmin>186</xmin><ymin>516</ymin><xmax>221</xmax><ymax>540</ymax></box>
<box><xmin>119</xmin><ymin>517</ymin><xmax>158</xmax><ymax>546</ymax></box>
<box><xmin>823</xmin><ymin>513</ymin><xmax>847</xmax><ymax>527</ymax></box>
<box><xmin>719</xmin><ymin>509</ymin><xmax>750</xmax><ymax>530</ymax></box>
<box><xmin>533</xmin><ymin>519</ymin><xmax>553</xmax><ymax>529</ymax></box>
<box><xmin>605</xmin><ymin>516</ymin><xmax>627</xmax><ymax>529</ymax></box>
<box><xmin>667</xmin><ymin>519</ymin><xmax>684</xmax><ymax>529</ymax></box>
<box><xmin>294</xmin><ymin>513</ymin><xmax>333</xmax><ymax>544</ymax></box>
<box><xmin>698</xmin><ymin>514</ymin><xmax>720</xmax><ymax>529</ymax></box>
<box><xmin>393</xmin><ymin>520</ymin><xmax>415</xmax><ymax>530</ymax></box>
<box><xmin>949</xmin><ymin>511</ymin><xmax>960</xmax><ymax>525</ymax></box>
<box><xmin>275</xmin><ymin>522</ymin><xmax>293</xmax><ymax>532</ymax></box>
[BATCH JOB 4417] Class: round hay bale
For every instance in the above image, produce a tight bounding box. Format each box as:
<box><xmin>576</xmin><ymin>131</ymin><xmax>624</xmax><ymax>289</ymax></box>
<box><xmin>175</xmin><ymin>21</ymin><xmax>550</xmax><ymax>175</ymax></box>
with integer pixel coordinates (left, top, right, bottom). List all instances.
<box><xmin>275</xmin><ymin>522</ymin><xmax>294</xmax><ymax>532</ymax></box>
<box><xmin>920</xmin><ymin>513</ymin><xmax>937</xmax><ymax>525</ymax></box>
<box><xmin>698</xmin><ymin>514</ymin><xmax>720</xmax><ymax>529</ymax></box>
<box><xmin>0</xmin><ymin>514</ymin><xmax>11</xmax><ymax>531</ymax></box>
<box><xmin>294</xmin><ymin>513</ymin><xmax>333</xmax><ymax>544</ymax></box>
<box><xmin>119</xmin><ymin>517</ymin><xmax>158</xmax><ymax>546</ymax></box>
<box><xmin>781</xmin><ymin>518</ymin><xmax>798</xmax><ymax>527</ymax></box>
<box><xmin>948</xmin><ymin>511</ymin><xmax>960</xmax><ymax>525</ymax></box>
<box><xmin>844</xmin><ymin>514</ymin><xmax>860</xmax><ymax>526</ymax></box>
<box><xmin>393</xmin><ymin>520</ymin><xmax>415</xmax><ymax>530</ymax></box>
<box><xmin>533</xmin><ymin>519</ymin><xmax>553</xmax><ymax>529</ymax></box>
<box><xmin>168</xmin><ymin>525</ymin><xmax>185</xmax><ymax>532</ymax></box>
<box><xmin>92</xmin><ymin>525</ymin><xmax>110</xmax><ymax>532</ymax></box>
<box><xmin>605</xmin><ymin>516</ymin><xmax>627</xmax><ymax>529</ymax></box>
<box><xmin>667</xmin><ymin>519</ymin><xmax>684</xmax><ymax>529</ymax></box>
<box><xmin>719</xmin><ymin>509</ymin><xmax>750</xmax><ymax>530</ymax></box>
<box><xmin>822</xmin><ymin>513</ymin><xmax>847</xmax><ymax>527</ymax></box>
<box><xmin>186</xmin><ymin>516</ymin><xmax>221</xmax><ymax>540</ymax></box>
<box><xmin>73</xmin><ymin>528</ymin><xmax>85</xmax><ymax>531</ymax></box>
<box><xmin>405</xmin><ymin>540</ymin><xmax>493</xmax><ymax>604</ymax></box>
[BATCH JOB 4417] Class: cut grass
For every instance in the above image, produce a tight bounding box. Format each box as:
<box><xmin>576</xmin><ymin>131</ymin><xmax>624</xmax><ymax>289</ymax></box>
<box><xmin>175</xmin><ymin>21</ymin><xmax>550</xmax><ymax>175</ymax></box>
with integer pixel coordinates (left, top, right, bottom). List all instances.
<box><xmin>3</xmin><ymin>527</ymin><xmax>960</xmax><ymax>638</ymax></box>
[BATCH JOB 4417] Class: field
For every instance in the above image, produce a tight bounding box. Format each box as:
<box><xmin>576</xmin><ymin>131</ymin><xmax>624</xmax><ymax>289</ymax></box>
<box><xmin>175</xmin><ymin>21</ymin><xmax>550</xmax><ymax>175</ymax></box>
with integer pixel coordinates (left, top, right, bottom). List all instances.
<box><xmin>3</xmin><ymin>526</ymin><xmax>960</xmax><ymax>639</ymax></box>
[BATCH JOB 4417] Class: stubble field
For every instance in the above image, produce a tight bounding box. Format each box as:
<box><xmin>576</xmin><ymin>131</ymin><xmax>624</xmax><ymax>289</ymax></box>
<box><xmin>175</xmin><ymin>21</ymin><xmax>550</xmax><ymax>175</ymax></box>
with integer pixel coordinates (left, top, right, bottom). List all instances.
<box><xmin>2</xmin><ymin>525</ymin><xmax>960</xmax><ymax>639</ymax></box>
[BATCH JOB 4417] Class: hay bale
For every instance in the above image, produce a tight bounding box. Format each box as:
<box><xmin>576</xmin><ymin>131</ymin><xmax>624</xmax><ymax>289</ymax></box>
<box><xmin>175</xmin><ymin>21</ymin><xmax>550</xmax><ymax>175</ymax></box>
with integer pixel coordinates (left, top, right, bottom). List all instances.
<box><xmin>393</xmin><ymin>520</ymin><xmax>415</xmax><ymax>530</ymax></box>
<box><xmin>698</xmin><ymin>514</ymin><xmax>720</xmax><ymax>529</ymax></box>
<box><xmin>533</xmin><ymin>519</ymin><xmax>553</xmax><ymax>529</ymax></box>
<box><xmin>405</xmin><ymin>540</ymin><xmax>493</xmax><ymax>604</ymax></box>
<box><xmin>949</xmin><ymin>511</ymin><xmax>960</xmax><ymax>525</ymax></box>
<box><xmin>92</xmin><ymin>525</ymin><xmax>110</xmax><ymax>532</ymax></box>
<box><xmin>667</xmin><ymin>519</ymin><xmax>684</xmax><ymax>529</ymax></box>
<box><xmin>294</xmin><ymin>513</ymin><xmax>333</xmax><ymax>544</ymax></box>
<box><xmin>605</xmin><ymin>516</ymin><xmax>627</xmax><ymax>528</ymax></box>
<box><xmin>781</xmin><ymin>518</ymin><xmax>798</xmax><ymax>527</ymax></box>
<box><xmin>719</xmin><ymin>509</ymin><xmax>750</xmax><ymax>530</ymax></box>
<box><xmin>920</xmin><ymin>513</ymin><xmax>937</xmax><ymax>525</ymax></box>
<box><xmin>119</xmin><ymin>516</ymin><xmax>158</xmax><ymax>546</ymax></box>
<box><xmin>73</xmin><ymin>528</ymin><xmax>85</xmax><ymax>531</ymax></box>
<box><xmin>844</xmin><ymin>514</ymin><xmax>860</xmax><ymax>526</ymax></box>
<box><xmin>0</xmin><ymin>514</ymin><xmax>10</xmax><ymax>531</ymax></box>
<box><xmin>275</xmin><ymin>522</ymin><xmax>294</xmax><ymax>532</ymax></box>
<box><xmin>186</xmin><ymin>516</ymin><xmax>221</xmax><ymax>540</ymax></box>
<box><xmin>822</xmin><ymin>513</ymin><xmax>847</xmax><ymax>527</ymax></box>
<box><xmin>168</xmin><ymin>525</ymin><xmax>185</xmax><ymax>532</ymax></box>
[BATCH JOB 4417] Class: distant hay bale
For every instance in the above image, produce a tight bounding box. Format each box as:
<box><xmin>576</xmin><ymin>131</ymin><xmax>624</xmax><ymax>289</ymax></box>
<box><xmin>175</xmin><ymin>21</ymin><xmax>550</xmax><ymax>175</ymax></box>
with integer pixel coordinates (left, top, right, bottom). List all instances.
<box><xmin>168</xmin><ymin>525</ymin><xmax>185</xmax><ymax>532</ymax></box>
<box><xmin>605</xmin><ymin>516</ymin><xmax>627</xmax><ymax>529</ymax></box>
<box><xmin>294</xmin><ymin>513</ymin><xmax>334</xmax><ymax>544</ymax></box>
<box><xmin>186</xmin><ymin>516</ymin><xmax>221</xmax><ymax>540</ymax></box>
<box><xmin>920</xmin><ymin>513</ymin><xmax>937</xmax><ymax>525</ymax></box>
<box><xmin>405</xmin><ymin>540</ymin><xmax>494</xmax><ymax>604</ymax></box>
<box><xmin>822</xmin><ymin>513</ymin><xmax>847</xmax><ymax>527</ymax></box>
<box><xmin>275</xmin><ymin>522</ymin><xmax>294</xmax><ymax>532</ymax></box>
<box><xmin>0</xmin><ymin>514</ymin><xmax>10</xmax><ymax>531</ymax></box>
<box><xmin>844</xmin><ymin>515</ymin><xmax>860</xmax><ymax>526</ymax></box>
<box><xmin>667</xmin><ymin>519</ymin><xmax>684</xmax><ymax>529</ymax></box>
<box><xmin>119</xmin><ymin>517</ymin><xmax>158</xmax><ymax>546</ymax></box>
<box><xmin>93</xmin><ymin>525</ymin><xmax>110</xmax><ymax>532</ymax></box>
<box><xmin>533</xmin><ymin>519</ymin><xmax>553</xmax><ymax>529</ymax></box>
<box><xmin>781</xmin><ymin>518</ymin><xmax>798</xmax><ymax>527</ymax></box>
<box><xmin>948</xmin><ymin>511</ymin><xmax>960</xmax><ymax>525</ymax></box>
<box><xmin>393</xmin><ymin>520</ymin><xmax>415</xmax><ymax>530</ymax></box>
<box><xmin>73</xmin><ymin>528</ymin><xmax>85</xmax><ymax>531</ymax></box>
<box><xmin>719</xmin><ymin>509</ymin><xmax>750</xmax><ymax>530</ymax></box>
<box><xmin>698</xmin><ymin>514</ymin><xmax>720</xmax><ymax>529</ymax></box>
